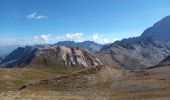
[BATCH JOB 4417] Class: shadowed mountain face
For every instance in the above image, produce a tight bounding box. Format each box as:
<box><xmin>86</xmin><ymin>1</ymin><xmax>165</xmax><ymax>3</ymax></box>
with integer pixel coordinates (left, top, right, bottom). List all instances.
<box><xmin>0</xmin><ymin>46</ymin><xmax>38</xmax><ymax>68</ymax></box>
<box><xmin>53</xmin><ymin>41</ymin><xmax>103</xmax><ymax>52</ymax></box>
<box><xmin>141</xmin><ymin>16</ymin><xmax>170</xmax><ymax>41</ymax></box>
<box><xmin>155</xmin><ymin>55</ymin><xmax>170</xmax><ymax>67</ymax></box>
<box><xmin>0</xmin><ymin>46</ymin><xmax>103</xmax><ymax>68</ymax></box>
<box><xmin>0</xmin><ymin>45</ymin><xmax>20</xmax><ymax>59</ymax></box>
<box><xmin>0</xmin><ymin>57</ymin><xmax>3</xmax><ymax>63</ymax></box>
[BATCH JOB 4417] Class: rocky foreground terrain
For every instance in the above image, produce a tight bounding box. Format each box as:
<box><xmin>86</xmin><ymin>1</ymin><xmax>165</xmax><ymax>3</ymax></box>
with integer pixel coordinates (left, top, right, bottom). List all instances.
<box><xmin>0</xmin><ymin>65</ymin><xmax>170</xmax><ymax>100</ymax></box>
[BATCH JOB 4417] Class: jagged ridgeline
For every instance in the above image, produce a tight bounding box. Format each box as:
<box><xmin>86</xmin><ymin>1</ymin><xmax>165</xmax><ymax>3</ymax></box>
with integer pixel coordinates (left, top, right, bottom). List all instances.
<box><xmin>100</xmin><ymin>16</ymin><xmax>170</xmax><ymax>70</ymax></box>
<box><xmin>53</xmin><ymin>41</ymin><xmax>103</xmax><ymax>52</ymax></box>
<box><xmin>141</xmin><ymin>16</ymin><xmax>170</xmax><ymax>41</ymax></box>
<box><xmin>0</xmin><ymin>46</ymin><xmax>103</xmax><ymax>68</ymax></box>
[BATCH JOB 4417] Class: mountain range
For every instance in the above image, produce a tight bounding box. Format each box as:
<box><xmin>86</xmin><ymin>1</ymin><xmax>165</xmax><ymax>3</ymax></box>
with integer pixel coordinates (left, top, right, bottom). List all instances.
<box><xmin>53</xmin><ymin>41</ymin><xmax>103</xmax><ymax>52</ymax></box>
<box><xmin>100</xmin><ymin>16</ymin><xmax>170</xmax><ymax>69</ymax></box>
<box><xmin>0</xmin><ymin>41</ymin><xmax>104</xmax><ymax>61</ymax></box>
<box><xmin>1</xmin><ymin>16</ymin><xmax>170</xmax><ymax>70</ymax></box>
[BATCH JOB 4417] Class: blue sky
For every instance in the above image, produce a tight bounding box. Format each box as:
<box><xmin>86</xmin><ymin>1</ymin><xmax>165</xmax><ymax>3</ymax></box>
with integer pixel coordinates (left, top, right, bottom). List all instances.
<box><xmin>0</xmin><ymin>0</ymin><xmax>170</xmax><ymax>45</ymax></box>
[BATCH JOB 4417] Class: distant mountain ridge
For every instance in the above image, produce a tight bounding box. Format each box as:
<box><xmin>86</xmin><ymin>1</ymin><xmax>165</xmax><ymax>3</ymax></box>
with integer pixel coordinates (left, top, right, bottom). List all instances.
<box><xmin>53</xmin><ymin>41</ymin><xmax>103</xmax><ymax>52</ymax></box>
<box><xmin>0</xmin><ymin>41</ymin><xmax>104</xmax><ymax>62</ymax></box>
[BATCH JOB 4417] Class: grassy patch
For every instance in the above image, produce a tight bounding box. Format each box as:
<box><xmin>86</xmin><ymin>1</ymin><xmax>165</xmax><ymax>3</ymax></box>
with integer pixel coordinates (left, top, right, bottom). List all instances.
<box><xmin>0</xmin><ymin>65</ymin><xmax>83</xmax><ymax>92</ymax></box>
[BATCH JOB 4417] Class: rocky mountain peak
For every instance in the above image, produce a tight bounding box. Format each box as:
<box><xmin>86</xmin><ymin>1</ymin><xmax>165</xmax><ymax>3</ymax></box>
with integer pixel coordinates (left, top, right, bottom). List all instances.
<box><xmin>141</xmin><ymin>15</ymin><xmax>170</xmax><ymax>41</ymax></box>
<box><xmin>35</xmin><ymin>46</ymin><xmax>103</xmax><ymax>67</ymax></box>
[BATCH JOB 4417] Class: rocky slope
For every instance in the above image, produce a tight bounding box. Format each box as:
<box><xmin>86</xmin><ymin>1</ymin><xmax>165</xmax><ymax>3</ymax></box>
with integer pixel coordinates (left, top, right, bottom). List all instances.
<box><xmin>100</xmin><ymin>37</ymin><xmax>170</xmax><ymax>70</ymax></box>
<box><xmin>100</xmin><ymin>16</ymin><xmax>170</xmax><ymax>69</ymax></box>
<box><xmin>0</xmin><ymin>46</ymin><xmax>103</xmax><ymax>68</ymax></box>
<box><xmin>159</xmin><ymin>56</ymin><xmax>170</xmax><ymax>66</ymax></box>
<box><xmin>151</xmin><ymin>55</ymin><xmax>170</xmax><ymax>68</ymax></box>
<box><xmin>18</xmin><ymin>66</ymin><xmax>121</xmax><ymax>91</ymax></box>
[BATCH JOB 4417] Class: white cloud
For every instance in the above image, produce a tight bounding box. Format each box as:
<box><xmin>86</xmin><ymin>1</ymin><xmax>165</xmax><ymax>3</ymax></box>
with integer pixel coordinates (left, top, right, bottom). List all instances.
<box><xmin>90</xmin><ymin>33</ymin><xmax>110</xmax><ymax>44</ymax></box>
<box><xmin>26</xmin><ymin>12</ymin><xmax>47</xmax><ymax>20</ymax></box>
<box><xmin>56</xmin><ymin>33</ymin><xmax>116</xmax><ymax>44</ymax></box>
<box><xmin>113</xmin><ymin>38</ymin><xmax>119</xmax><ymax>41</ymax></box>
<box><xmin>31</xmin><ymin>33</ymin><xmax>118</xmax><ymax>45</ymax></box>
<box><xmin>56</xmin><ymin>33</ymin><xmax>84</xmax><ymax>42</ymax></box>
<box><xmin>33</xmin><ymin>34</ymin><xmax>51</xmax><ymax>43</ymax></box>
